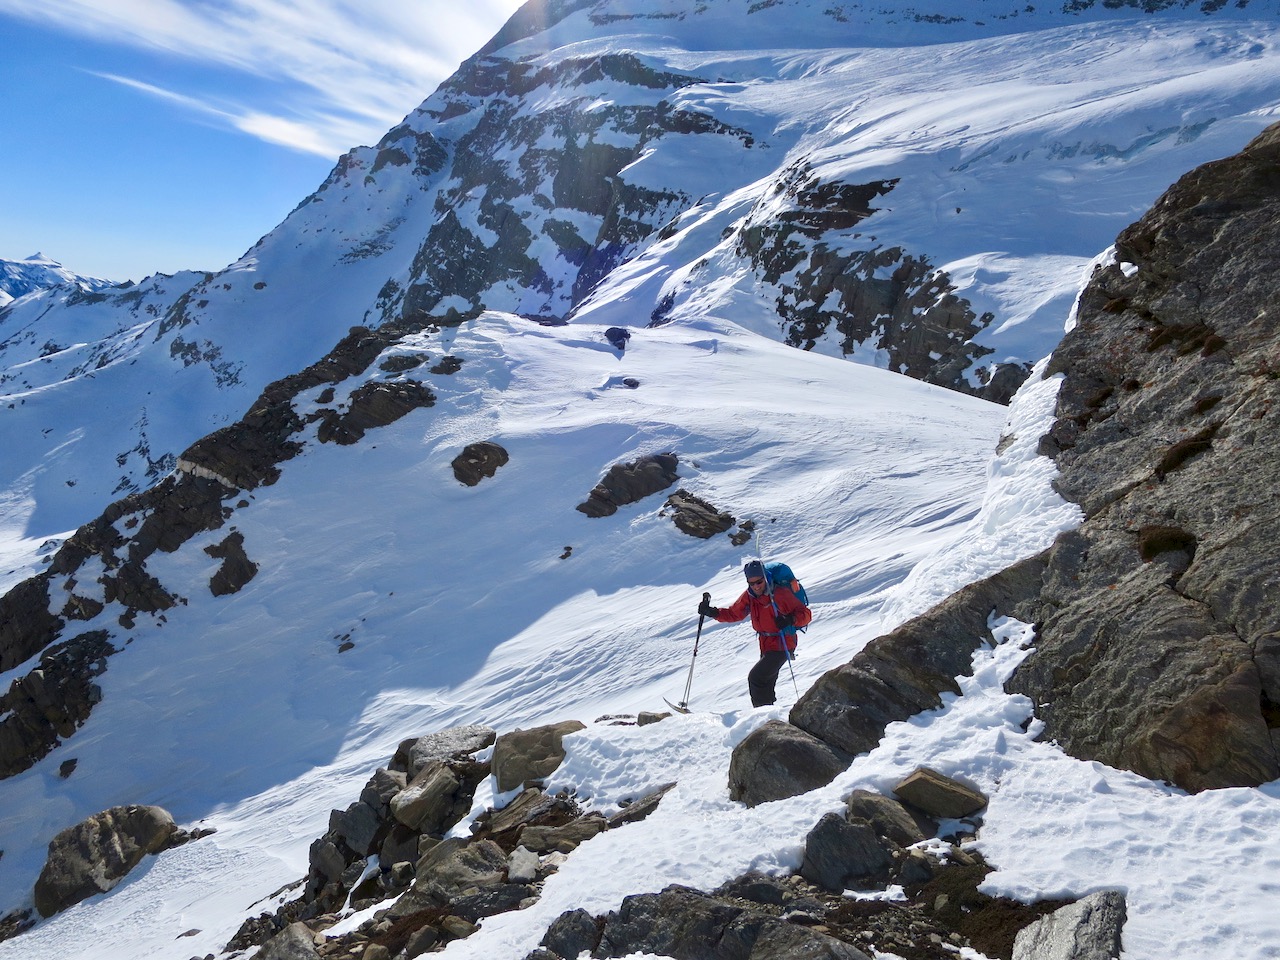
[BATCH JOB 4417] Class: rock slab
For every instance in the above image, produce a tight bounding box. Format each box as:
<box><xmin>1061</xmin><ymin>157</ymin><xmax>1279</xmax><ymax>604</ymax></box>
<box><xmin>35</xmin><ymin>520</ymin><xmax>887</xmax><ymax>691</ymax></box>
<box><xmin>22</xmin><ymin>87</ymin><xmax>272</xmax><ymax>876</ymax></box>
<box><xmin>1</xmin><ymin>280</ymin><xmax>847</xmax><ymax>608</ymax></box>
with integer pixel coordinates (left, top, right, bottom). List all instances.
<box><xmin>1012</xmin><ymin>890</ymin><xmax>1126</xmax><ymax>960</ymax></box>
<box><xmin>34</xmin><ymin>804</ymin><xmax>177</xmax><ymax>917</ymax></box>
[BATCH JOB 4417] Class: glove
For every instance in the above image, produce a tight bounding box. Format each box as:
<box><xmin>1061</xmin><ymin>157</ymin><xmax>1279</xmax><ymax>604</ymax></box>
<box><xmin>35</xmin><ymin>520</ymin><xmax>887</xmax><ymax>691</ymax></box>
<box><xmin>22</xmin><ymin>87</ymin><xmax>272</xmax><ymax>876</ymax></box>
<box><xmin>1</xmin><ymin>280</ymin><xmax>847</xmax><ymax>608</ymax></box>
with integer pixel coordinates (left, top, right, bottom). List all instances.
<box><xmin>698</xmin><ymin>598</ymin><xmax>719</xmax><ymax>618</ymax></box>
<box><xmin>774</xmin><ymin>612</ymin><xmax>795</xmax><ymax>631</ymax></box>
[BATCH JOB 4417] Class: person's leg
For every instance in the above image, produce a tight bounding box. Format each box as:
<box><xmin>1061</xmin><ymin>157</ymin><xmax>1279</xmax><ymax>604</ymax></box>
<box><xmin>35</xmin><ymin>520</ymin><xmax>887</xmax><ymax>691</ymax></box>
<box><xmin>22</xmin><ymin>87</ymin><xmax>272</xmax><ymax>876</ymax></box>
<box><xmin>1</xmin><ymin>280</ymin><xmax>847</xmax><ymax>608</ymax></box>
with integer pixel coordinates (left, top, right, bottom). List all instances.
<box><xmin>748</xmin><ymin>650</ymin><xmax>789</xmax><ymax>706</ymax></box>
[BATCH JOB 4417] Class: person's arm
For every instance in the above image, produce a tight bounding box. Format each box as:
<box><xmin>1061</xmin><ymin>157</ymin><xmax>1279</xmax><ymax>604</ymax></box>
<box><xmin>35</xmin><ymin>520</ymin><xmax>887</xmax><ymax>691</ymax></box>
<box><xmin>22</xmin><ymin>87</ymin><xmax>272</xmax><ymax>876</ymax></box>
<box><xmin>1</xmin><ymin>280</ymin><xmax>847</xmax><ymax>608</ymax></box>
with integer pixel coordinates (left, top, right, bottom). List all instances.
<box><xmin>716</xmin><ymin>590</ymin><xmax>752</xmax><ymax>623</ymax></box>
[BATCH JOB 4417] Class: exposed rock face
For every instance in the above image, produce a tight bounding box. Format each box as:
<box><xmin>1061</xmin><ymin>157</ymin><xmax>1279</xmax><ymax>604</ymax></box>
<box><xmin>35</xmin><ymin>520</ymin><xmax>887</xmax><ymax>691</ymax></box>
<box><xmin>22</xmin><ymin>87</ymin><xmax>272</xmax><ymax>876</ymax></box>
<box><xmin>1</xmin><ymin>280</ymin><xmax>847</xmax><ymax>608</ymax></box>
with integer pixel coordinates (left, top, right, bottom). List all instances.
<box><xmin>451</xmin><ymin>441</ymin><xmax>510</xmax><ymax>486</ymax></box>
<box><xmin>662</xmin><ymin>488</ymin><xmax>736</xmax><ymax>539</ymax></box>
<box><xmin>576</xmin><ymin>454</ymin><xmax>679</xmax><ymax>518</ymax></box>
<box><xmin>735</xmin><ymin>163</ymin><xmax>1026</xmax><ymax>402</ymax></box>
<box><xmin>33</xmin><ymin>805</ymin><xmax>177</xmax><ymax>917</ymax></box>
<box><xmin>315</xmin><ymin>379</ymin><xmax>435</xmax><ymax>445</ymax></box>
<box><xmin>1009</xmin><ymin>121</ymin><xmax>1280</xmax><ymax>792</ymax></box>
<box><xmin>1012</xmin><ymin>890</ymin><xmax>1127</xmax><ymax>960</ymax></box>
<box><xmin>492</xmin><ymin>720</ymin><xmax>586</xmax><ymax>792</ymax></box>
<box><xmin>791</xmin><ymin>554</ymin><xmax>1047</xmax><ymax>760</ymax></box>
<box><xmin>0</xmin><ymin>630</ymin><xmax>114</xmax><ymax>778</ymax></box>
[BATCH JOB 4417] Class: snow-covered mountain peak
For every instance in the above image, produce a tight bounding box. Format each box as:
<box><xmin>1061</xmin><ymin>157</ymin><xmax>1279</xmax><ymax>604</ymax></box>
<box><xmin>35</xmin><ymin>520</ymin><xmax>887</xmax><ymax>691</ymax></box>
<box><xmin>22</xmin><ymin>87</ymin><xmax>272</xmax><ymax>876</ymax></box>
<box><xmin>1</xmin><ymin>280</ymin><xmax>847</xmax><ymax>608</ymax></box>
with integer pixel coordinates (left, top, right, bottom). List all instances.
<box><xmin>0</xmin><ymin>253</ymin><xmax>115</xmax><ymax>303</ymax></box>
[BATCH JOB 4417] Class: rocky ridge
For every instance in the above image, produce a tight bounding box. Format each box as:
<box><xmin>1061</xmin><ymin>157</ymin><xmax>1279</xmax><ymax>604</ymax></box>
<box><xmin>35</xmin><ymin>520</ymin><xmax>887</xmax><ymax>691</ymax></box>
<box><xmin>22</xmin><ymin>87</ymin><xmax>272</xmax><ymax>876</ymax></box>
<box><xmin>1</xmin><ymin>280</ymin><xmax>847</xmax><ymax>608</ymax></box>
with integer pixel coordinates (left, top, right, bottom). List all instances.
<box><xmin>213</xmin><ymin>717</ymin><xmax>1105</xmax><ymax>960</ymax></box>
<box><xmin>0</xmin><ymin>321</ymin><xmax>448</xmax><ymax>780</ymax></box>
<box><xmin>1008</xmin><ymin>120</ymin><xmax>1280</xmax><ymax>790</ymax></box>
<box><xmin>723</xmin><ymin>122</ymin><xmax>1280</xmax><ymax>810</ymax></box>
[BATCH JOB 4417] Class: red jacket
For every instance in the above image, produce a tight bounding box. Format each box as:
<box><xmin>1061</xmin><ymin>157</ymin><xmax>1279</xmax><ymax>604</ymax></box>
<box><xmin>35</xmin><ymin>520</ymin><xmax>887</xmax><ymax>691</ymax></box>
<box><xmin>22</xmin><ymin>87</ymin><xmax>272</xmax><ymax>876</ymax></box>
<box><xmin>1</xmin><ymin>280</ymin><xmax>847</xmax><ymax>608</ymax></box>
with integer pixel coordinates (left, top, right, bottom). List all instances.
<box><xmin>715</xmin><ymin>585</ymin><xmax>812</xmax><ymax>653</ymax></box>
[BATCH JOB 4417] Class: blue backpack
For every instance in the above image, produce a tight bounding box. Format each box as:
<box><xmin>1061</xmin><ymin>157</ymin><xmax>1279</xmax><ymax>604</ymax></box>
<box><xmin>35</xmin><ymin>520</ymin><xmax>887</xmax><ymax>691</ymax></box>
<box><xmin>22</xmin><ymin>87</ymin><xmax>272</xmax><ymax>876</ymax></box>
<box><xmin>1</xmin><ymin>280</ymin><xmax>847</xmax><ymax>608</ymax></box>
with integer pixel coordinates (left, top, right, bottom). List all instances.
<box><xmin>764</xmin><ymin>561</ymin><xmax>810</xmax><ymax>629</ymax></box>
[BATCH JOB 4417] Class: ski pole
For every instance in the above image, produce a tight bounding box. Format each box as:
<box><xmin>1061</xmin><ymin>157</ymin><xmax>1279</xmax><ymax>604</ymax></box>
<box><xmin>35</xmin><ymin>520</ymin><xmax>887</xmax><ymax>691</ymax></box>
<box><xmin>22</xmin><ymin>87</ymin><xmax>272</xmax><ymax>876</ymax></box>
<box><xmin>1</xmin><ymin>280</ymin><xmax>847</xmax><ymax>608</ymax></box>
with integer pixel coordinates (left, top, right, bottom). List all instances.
<box><xmin>678</xmin><ymin>592</ymin><xmax>711</xmax><ymax>709</ymax></box>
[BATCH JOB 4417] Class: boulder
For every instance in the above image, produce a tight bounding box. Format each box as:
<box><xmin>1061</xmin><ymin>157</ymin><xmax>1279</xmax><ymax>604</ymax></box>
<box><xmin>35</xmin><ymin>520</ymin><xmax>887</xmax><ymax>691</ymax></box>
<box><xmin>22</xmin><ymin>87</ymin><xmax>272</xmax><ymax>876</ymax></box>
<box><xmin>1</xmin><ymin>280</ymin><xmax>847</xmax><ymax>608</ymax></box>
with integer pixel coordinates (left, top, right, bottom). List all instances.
<box><xmin>390</xmin><ymin>837</ymin><xmax>508</xmax><ymax>916</ymax></box>
<box><xmin>507</xmin><ymin>845</ymin><xmax>540</xmax><ymax>883</ymax></box>
<box><xmin>328</xmin><ymin>800</ymin><xmax>383</xmax><ymax>857</ymax></box>
<box><xmin>34</xmin><ymin>805</ymin><xmax>177</xmax><ymax>917</ymax></box>
<box><xmin>1012</xmin><ymin>890</ymin><xmax>1126</xmax><ymax>960</ymax></box>
<box><xmin>844</xmin><ymin>789</ymin><xmax>928</xmax><ymax>847</ymax></box>
<box><xmin>576</xmin><ymin>454</ymin><xmax>679</xmax><ymax>518</ymax></box>
<box><xmin>606</xmin><ymin>782</ymin><xmax>676</xmax><ymax>828</ymax></box>
<box><xmin>727</xmin><ymin>720</ymin><xmax>852</xmax><ymax>807</ymax></box>
<box><xmin>252</xmin><ymin>921</ymin><xmax>321</xmax><ymax>960</ymax></box>
<box><xmin>519</xmin><ymin>812</ymin><xmax>607</xmax><ymax>853</ymax></box>
<box><xmin>800</xmin><ymin>813</ymin><xmax>896</xmax><ymax>891</ymax></box>
<box><xmin>892</xmin><ymin>768</ymin><xmax>987</xmax><ymax>820</ymax></box>
<box><xmin>541</xmin><ymin>907</ymin><xmax>601</xmax><ymax>959</ymax></box>
<box><xmin>394</xmin><ymin>724</ymin><xmax>496</xmax><ymax>778</ymax></box>
<box><xmin>451</xmin><ymin>441</ymin><xmax>510</xmax><ymax>486</ymax></box>
<box><xmin>390</xmin><ymin>759</ymin><xmax>487</xmax><ymax>835</ymax></box>
<box><xmin>491</xmin><ymin>720</ymin><xmax>585</xmax><ymax>792</ymax></box>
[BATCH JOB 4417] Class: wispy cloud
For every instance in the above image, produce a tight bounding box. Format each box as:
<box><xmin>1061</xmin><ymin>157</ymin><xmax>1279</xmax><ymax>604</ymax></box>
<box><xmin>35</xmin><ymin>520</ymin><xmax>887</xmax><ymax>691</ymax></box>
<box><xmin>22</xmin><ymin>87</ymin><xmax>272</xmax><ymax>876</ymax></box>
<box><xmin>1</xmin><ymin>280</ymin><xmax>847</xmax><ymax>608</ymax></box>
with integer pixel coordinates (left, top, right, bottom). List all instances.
<box><xmin>0</xmin><ymin>0</ymin><xmax>527</xmax><ymax>157</ymax></box>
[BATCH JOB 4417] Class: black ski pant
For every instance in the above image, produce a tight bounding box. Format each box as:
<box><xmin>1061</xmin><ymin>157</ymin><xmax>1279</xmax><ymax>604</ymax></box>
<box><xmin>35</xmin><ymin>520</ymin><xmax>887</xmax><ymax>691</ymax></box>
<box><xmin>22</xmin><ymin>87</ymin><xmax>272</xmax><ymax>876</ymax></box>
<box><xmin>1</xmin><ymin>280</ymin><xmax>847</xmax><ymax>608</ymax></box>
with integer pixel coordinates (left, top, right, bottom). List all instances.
<box><xmin>748</xmin><ymin>649</ymin><xmax>791</xmax><ymax>707</ymax></box>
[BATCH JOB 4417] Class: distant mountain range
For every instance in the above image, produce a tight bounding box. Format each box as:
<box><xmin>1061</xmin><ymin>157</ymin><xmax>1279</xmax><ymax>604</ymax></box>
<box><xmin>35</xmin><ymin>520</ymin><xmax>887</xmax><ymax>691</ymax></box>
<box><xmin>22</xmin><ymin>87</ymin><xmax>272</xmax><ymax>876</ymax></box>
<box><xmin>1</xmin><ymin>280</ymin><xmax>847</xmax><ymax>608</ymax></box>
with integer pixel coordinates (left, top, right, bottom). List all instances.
<box><xmin>0</xmin><ymin>253</ymin><xmax>114</xmax><ymax>306</ymax></box>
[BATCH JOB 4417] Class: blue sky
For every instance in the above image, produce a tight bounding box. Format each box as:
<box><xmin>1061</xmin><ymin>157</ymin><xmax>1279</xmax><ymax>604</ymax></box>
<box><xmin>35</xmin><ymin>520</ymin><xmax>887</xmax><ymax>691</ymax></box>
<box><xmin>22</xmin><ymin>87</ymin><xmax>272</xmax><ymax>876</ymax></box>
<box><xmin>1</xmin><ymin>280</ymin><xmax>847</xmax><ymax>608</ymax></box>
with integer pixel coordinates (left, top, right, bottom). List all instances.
<box><xmin>0</xmin><ymin>0</ymin><xmax>526</xmax><ymax>283</ymax></box>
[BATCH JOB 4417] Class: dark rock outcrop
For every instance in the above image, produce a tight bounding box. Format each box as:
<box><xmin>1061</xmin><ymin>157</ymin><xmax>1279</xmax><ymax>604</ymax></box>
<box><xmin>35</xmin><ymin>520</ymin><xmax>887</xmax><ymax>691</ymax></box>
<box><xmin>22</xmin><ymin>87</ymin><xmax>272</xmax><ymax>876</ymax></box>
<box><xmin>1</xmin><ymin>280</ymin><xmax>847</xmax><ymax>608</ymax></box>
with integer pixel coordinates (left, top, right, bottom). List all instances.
<box><xmin>1009</xmin><ymin>121</ymin><xmax>1280</xmax><ymax>792</ymax></box>
<box><xmin>800</xmin><ymin>813</ymin><xmax>897</xmax><ymax>892</ymax></box>
<box><xmin>576</xmin><ymin>454</ymin><xmax>679</xmax><ymax>517</ymax></box>
<box><xmin>662</xmin><ymin>488</ymin><xmax>736</xmax><ymax>539</ymax></box>
<box><xmin>33</xmin><ymin>805</ymin><xmax>177</xmax><ymax>917</ymax></box>
<box><xmin>205</xmin><ymin>530</ymin><xmax>259</xmax><ymax>596</ymax></box>
<box><xmin>0</xmin><ymin>630</ymin><xmax>114</xmax><ymax>779</ymax></box>
<box><xmin>451</xmin><ymin>441</ymin><xmax>510</xmax><ymax>486</ymax></box>
<box><xmin>0</xmin><ymin>321</ymin><xmax>450</xmax><ymax>779</ymax></box>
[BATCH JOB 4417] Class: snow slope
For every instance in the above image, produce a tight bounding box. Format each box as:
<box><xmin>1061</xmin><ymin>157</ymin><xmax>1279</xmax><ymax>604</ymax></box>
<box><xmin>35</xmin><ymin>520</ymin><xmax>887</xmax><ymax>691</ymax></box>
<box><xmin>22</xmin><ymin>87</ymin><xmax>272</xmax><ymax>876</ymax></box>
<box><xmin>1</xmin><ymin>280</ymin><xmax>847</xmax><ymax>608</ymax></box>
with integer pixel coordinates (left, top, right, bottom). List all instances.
<box><xmin>0</xmin><ymin>310</ymin><xmax>1009</xmax><ymax>957</ymax></box>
